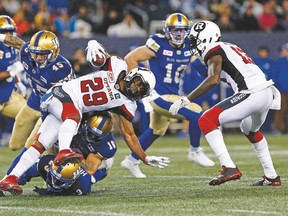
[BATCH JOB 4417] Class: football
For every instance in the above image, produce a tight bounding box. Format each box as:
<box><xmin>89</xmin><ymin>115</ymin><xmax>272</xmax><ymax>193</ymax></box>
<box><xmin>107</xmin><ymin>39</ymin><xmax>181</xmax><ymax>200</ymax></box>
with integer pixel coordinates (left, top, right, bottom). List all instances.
<box><xmin>91</xmin><ymin>54</ymin><xmax>106</xmax><ymax>67</ymax></box>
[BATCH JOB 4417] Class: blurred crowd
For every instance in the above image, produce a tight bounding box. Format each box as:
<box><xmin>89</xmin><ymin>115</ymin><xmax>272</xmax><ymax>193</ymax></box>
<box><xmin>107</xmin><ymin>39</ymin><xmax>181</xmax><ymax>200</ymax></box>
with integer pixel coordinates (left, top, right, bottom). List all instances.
<box><xmin>1</xmin><ymin>0</ymin><xmax>288</xmax><ymax>39</ymax></box>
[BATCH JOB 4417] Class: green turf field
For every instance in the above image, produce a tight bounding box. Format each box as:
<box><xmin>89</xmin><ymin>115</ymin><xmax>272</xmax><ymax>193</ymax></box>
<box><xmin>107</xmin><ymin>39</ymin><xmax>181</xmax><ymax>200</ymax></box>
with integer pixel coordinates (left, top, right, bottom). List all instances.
<box><xmin>0</xmin><ymin>134</ymin><xmax>287</xmax><ymax>216</ymax></box>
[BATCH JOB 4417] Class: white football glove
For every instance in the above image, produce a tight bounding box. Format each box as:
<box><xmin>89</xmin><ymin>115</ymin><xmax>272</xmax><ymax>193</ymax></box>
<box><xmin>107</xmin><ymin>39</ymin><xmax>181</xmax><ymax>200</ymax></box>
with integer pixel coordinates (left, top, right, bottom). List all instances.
<box><xmin>169</xmin><ymin>96</ymin><xmax>190</xmax><ymax>115</ymax></box>
<box><xmin>15</xmin><ymin>82</ymin><xmax>27</xmax><ymax>97</ymax></box>
<box><xmin>86</xmin><ymin>40</ymin><xmax>105</xmax><ymax>63</ymax></box>
<box><xmin>7</xmin><ymin>61</ymin><xmax>24</xmax><ymax>77</ymax></box>
<box><xmin>145</xmin><ymin>156</ymin><xmax>170</xmax><ymax>168</ymax></box>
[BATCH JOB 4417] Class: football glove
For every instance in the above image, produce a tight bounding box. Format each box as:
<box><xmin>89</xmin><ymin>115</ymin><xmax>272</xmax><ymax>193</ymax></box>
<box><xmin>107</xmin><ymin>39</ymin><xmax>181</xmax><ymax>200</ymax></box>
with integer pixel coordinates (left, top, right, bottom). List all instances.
<box><xmin>15</xmin><ymin>82</ymin><xmax>27</xmax><ymax>97</ymax></box>
<box><xmin>33</xmin><ymin>186</ymin><xmax>55</xmax><ymax>195</ymax></box>
<box><xmin>145</xmin><ymin>156</ymin><xmax>170</xmax><ymax>168</ymax></box>
<box><xmin>7</xmin><ymin>61</ymin><xmax>24</xmax><ymax>77</ymax></box>
<box><xmin>169</xmin><ymin>96</ymin><xmax>190</xmax><ymax>115</ymax></box>
<box><xmin>86</xmin><ymin>40</ymin><xmax>105</xmax><ymax>63</ymax></box>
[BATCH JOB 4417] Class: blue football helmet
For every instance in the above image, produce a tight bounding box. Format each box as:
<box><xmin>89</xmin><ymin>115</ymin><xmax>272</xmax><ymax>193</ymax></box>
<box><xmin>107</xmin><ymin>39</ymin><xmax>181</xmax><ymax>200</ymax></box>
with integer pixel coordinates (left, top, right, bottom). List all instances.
<box><xmin>81</xmin><ymin>111</ymin><xmax>114</xmax><ymax>143</ymax></box>
<box><xmin>163</xmin><ymin>13</ymin><xmax>191</xmax><ymax>46</ymax></box>
<box><xmin>28</xmin><ymin>30</ymin><xmax>60</xmax><ymax>69</ymax></box>
<box><xmin>46</xmin><ymin>161</ymin><xmax>80</xmax><ymax>192</ymax></box>
<box><xmin>0</xmin><ymin>15</ymin><xmax>16</xmax><ymax>34</ymax></box>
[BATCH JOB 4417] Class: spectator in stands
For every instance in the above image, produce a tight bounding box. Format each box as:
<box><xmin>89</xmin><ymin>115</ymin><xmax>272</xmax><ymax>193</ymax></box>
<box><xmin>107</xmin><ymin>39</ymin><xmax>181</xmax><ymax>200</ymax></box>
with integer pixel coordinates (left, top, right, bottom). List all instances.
<box><xmin>240</xmin><ymin>0</ymin><xmax>263</xmax><ymax>19</ymax></box>
<box><xmin>217</xmin><ymin>14</ymin><xmax>235</xmax><ymax>32</ymax></box>
<box><xmin>258</xmin><ymin>2</ymin><xmax>278</xmax><ymax>32</ymax></box>
<box><xmin>97</xmin><ymin>8</ymin><xmax>122</xmax><ymax>35</ymax></box>
<box><xmin>0</xmin><ymin>1</ymin><xmax>10</xmax><ymax>16</ymax></box>
<box><xmin>253</xmin><ymin>45</ymin><xmax>274</xmax><ymax>79</ymax></box>
<box><xmin>69</xmin><ymin>5</ymin><xmax>98</xmax><ymax>34</ymax></box>
<box><xmin>34</xmin><ymin>1</ymin><xmax>55</xmax><ymax>32</ymax></box>
<box><xmin>236</xmin><ymin>5</ymin><xmax>260</xmax><ymax>31</ymax></box>
<box><xmin>3</xmin><ymin>0</ymin><xmax>20</xmax><ymax>16</ymax></box>
<box><xmin>107</xmin><ymin>10</ymin><xmax>147</xmax><ymax>37</ymax></box>
<box><xmin>68</xmin><ymin>19</ymin><xmax>93</xmax><ymax>39</ymax></box>
<box><xmin>271</xmin><ymin>43</ymin><xmax>288</xmax><ymax>134</ymax></box>
<box><xmin>69</xmin><ymin>48</ymin><xmax>93</xmax><ymax>77</ymax></box>
<box><xmin>53</xmin><ymin>9</ymin><xmax>75</xmax><ymax>37</ymax></box>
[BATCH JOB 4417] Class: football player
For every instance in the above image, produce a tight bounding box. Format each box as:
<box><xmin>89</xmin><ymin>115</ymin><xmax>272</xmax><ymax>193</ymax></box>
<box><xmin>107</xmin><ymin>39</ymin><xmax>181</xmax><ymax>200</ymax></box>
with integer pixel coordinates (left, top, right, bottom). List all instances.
<box><xmin>0</xmin><ymin>15</ymin><xmax>26</xmax><ymax>121</ymax></box>
<box><xmin>169</xmin><ymin>20</ymin><xmax>281</xmax><ymax>186</ymax></box>
<box><xmin>0</xmin><ymin>30</ymin><xmax>75</xmax><ymax>176</ymax></box>
<box><xmin>16</xmin><ymin>111</ymin><xmax>116</xmax><ymax>196</ymax></box>
<box><xmin>121</xmin><ymin>13</ymin><xmax>214</xmax><ymax>178</ymax></box>
<box><xmin>0</xmin><ymin>40</ymin><xmax>170</xmax><ymax>195</ymax></box>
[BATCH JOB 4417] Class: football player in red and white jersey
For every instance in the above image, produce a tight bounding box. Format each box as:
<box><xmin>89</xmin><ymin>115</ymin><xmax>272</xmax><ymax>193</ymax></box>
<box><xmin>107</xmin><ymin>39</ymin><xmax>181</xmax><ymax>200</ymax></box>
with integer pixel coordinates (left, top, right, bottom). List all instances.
<box><xmin>169</xmin><ymin>21</ymin><xmax>281</xmax><ymax>186</ymax></box>
<box><xmin>0</xmin><ymin>40</ymin><xmax>170</xmax><ymax>195</ymax></box>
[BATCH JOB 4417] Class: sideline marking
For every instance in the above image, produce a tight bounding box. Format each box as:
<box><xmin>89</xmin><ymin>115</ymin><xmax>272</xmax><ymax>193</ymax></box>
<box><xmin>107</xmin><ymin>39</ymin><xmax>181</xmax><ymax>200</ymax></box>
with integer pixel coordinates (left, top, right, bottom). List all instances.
<box><xmin>0</xmin><ymin>206</ymin><xmax>134</xmax><ymax>216</ymax></box>
<box><xmin>226</xmin><ymin>209</ymin><xmax>283</xmax><ymax>215</ymax></box>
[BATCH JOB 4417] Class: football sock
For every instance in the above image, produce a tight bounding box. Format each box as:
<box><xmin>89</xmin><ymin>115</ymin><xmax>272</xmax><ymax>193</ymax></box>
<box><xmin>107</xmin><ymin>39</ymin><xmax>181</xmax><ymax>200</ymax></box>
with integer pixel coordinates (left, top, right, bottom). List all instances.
<box><xmin>205</xmin><ymin>129</ymin><xmax>236</xmax><ymax>168</ymax></box>
<box><xmin>251</xmin><ymin>137</ymin><xmax>278</xmax><ymax>178</ymax></box>
<box><xmin>10</xmin><ymin>146</ymin><xmax>41</xmax><ymax>178</ymax></box>
<box><xmin>6</xmin><ymin>147</ymin><xmax>27</xmax><ymax>175</ymax></box>
<box><xmin>131</xmin><ymin>128</ymin><xmax>159</xmax><ymax>160</ymax></box>
<box><xmin>58</xmin><ymin>119</ymin><xmax>78</xmax><ymax>151</ymax></box>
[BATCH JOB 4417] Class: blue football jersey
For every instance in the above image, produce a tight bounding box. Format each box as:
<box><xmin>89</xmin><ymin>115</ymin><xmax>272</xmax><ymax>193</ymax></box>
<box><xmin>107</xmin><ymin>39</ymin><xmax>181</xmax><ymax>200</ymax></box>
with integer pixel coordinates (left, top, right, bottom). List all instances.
<box><xmin>146</xmin><ymin>34</ymin><xmax>192</xmax><ymax>95</ymax></box>
<box><xmin>20</xmin><ymin>42</ymin><xmax>75</xmax><ymax>110</ymax></box>
<box><xmin>35</xmin><ymin>154</ymin><xmax>92</xmax><ymax>195</ymax></box>
<box><xmin>71</xmin><ymin>132</ymin><xmax>117</xmax><ymax>159</ymax></box>
<box><xmin>0</xmin><ymin>42</ymin><xmax>18</xmax><ymax>102</ymax></box>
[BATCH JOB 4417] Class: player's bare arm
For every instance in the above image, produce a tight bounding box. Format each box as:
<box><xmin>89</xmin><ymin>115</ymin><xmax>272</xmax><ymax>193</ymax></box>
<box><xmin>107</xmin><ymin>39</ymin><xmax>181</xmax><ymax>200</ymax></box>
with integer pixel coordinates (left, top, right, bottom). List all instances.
<box><xmin>124</xmin><ymin>46</ymin><xmax>155</xmax><ymax>71</ymax></box>
<box><xmin>80</xmin><ymin>153</ymin><xmax>103</xmax><ymax>175</ymax></box>
<box><xmin>117</xmin><ymin>114</ymin><xmax>147</xmax><ymax>163</ymax></box>
<box><xmin>4</xmin><ymin>35</ymin><xmax>25</xmax><ymax>50</ymax></box>
<box><xmin>187</xmin><ymin>55</ymin><xmax>222</xmax><ymax>102</ymax></box>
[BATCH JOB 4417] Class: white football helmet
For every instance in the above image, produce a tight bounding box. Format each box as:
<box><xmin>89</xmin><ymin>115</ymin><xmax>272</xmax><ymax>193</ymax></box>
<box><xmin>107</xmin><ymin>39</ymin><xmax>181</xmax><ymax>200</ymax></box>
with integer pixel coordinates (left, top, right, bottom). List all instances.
<box><xmin>124</xmin><ymin>67</ymin><xmax>156</xmax><ymax>101</ymax></box>
<box><xmin>189</xmin><ymin>20</ymin><xmax>221</xmax><ymax>56</ymax></box>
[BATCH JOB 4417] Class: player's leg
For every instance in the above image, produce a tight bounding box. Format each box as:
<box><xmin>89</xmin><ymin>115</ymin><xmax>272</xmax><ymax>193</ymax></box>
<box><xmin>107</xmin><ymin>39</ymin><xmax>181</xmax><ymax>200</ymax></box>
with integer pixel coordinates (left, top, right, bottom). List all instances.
<box><xmin>199</xmin><ymin>93</ymin><xmax>255</xmax><ymax>185</ymax></box>
<box><xmin>121</xmin><ymin>109</ymin><xmax>170</xmax><ymax>178</ymax></box>
<box><xmin>9</xmin><ymin>104</ymin><xmax>41</xmax><ymax>150</ymax></box>
<box><xmin>0</xmin><ymin>114</ymin><xmax>60</xmax><ymax>195</ymax></box>
<box><xmin>240</xmin><ymin>88</ymin><xmax>280</xmax><ymax>186</ymax></box>
<box><xmin>6</xmin><ymin>117</ymin><xmax>42</xmax><ymax>175</ymax></box>
<box><xmin>155</xmin><ymin>95</ymin><xmax>215</xmax><ymax>167</ymax></box>
<box><xmin>46</xmin><ymin>86</ymin><xmax>83</xmax><ymax>165</ymax></box>
<box><xmin>0</xmin><ymin>91</ymin><xmax>26</xmax><ymax>118</ymax></box>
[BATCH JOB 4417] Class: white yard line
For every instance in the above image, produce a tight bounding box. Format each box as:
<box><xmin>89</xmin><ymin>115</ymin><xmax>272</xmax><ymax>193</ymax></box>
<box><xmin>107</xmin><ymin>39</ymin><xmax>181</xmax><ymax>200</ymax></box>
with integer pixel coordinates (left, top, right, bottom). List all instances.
<box><xmin>0</xmin><ymin>206</ymin><xmax>134</xmax><ymax>216</ymax></box>
<box><xmin>226</xmin><ymin>209</ymin><xmax>283</xmax><ymax>215</ymax></box>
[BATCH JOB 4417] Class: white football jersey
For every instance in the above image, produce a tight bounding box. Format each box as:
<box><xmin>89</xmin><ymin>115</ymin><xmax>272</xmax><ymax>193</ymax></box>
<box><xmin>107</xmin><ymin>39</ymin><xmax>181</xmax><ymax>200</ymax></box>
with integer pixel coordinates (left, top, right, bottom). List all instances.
<box><xmin>202</xmin><ymin>42</ymin><xmax>274</xmax><ymax>93</ymax></box>
<box><xmin>61</xmin><ymin>56</ymin><xmax>137</xmax><ymax>121</ymax></box>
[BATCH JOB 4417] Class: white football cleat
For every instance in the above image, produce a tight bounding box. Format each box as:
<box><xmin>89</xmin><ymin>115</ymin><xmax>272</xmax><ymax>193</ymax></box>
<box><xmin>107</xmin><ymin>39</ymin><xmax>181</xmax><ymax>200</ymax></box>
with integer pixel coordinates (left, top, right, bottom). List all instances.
<box><xmin>188</xmin><ymin>147</ymin><xmax>215</xmax><ymax>167</ymax></box>
<box><xmin>121</xmin><ymin>157</ymin><xmax>146</xmax><ymax>178</ymax></box>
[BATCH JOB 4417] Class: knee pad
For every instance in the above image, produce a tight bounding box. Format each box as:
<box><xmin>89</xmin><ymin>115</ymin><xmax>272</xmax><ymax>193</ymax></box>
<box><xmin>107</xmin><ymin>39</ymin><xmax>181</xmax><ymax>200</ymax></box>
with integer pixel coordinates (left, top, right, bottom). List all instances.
<box><xmin>244</xmin><ymin>131</ymin><xmax>263</xmax><ymax>143</ymax></box>
<box><xmin>198</xmin><ymin>115</ymin><xmax>219</xmax><ymax>135</ymax></box>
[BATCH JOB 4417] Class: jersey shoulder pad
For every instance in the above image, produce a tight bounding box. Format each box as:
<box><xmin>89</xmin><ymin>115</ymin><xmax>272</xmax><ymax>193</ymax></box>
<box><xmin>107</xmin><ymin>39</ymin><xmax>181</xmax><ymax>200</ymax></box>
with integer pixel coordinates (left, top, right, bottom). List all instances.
<box><xmin>146</xmin><ymin>35</ymin><xmax>163</xmax><ymax>53</ymax></box>
<box><xmin>20</xmin><ymin>42</ymin><xmax>30</xmax><ymax>55</ymax></box>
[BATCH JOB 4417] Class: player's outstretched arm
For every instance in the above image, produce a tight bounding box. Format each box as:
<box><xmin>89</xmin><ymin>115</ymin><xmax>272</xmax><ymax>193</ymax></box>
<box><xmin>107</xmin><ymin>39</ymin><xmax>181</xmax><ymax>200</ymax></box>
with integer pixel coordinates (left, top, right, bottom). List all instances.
<box><xmin>0</xmin><ymin>34</ymin><xmax>25</xmax><ymax>50</ymax></box>
<box><xmin>80</xmin><ymin>153</ymin><xmax>103</xmax><ymax>175</ymax></box>
<box><xmin>118</xmin><ymin>114</ymin><xmax>170</xmax><ymax>168</ymax></box>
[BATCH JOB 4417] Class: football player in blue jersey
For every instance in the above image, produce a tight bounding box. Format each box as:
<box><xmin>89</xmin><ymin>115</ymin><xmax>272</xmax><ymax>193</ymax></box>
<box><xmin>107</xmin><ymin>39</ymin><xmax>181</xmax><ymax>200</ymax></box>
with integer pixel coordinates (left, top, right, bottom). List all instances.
<box><xmin>14</xmin><ymin>112</ymin><xmax>115</xmax><ymax>196</ymax></box>
<box><xmin>121</xmin><ymin>13</ymin><xmax>215</xmax><ymax>178</ymax></box>
<box><xmin>0</xmin><ymin>15</ymin><xmax>26</xmax><ymax>123</ymax></box>
<box><xmin>0</xmin><ymin>30</ymin><xmax>75</xmax><ymax>177</ymax></box>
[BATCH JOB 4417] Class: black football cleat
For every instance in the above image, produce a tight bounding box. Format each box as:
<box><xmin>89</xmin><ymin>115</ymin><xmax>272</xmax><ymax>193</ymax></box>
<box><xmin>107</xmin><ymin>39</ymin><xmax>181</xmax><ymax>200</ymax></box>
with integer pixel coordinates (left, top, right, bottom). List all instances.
<box><xmin>209</xmin><ymin>166</ymin><xmax>242</xmax><ymax>186</ymax></box>
<box><xmin>250</xmin><ymin>176</ymin><xmax>281</xmax><ymax>186</ymax></box>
